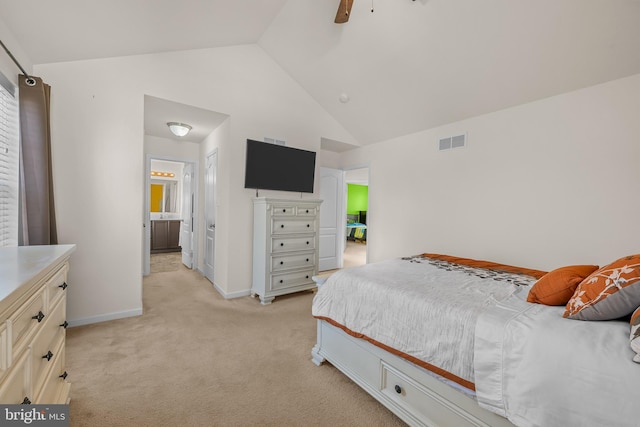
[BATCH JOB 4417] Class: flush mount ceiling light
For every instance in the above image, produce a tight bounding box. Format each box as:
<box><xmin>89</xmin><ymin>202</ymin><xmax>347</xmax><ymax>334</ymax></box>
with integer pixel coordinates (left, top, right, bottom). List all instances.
<box><xmin>167</xmin><ymin>122</ymin><xmax>192</xmax><ymax>137</ymax></box>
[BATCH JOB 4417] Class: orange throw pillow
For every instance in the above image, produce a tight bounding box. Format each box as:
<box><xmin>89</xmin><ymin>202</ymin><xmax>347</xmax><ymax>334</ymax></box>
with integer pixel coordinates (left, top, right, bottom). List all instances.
<box><xmin>527</xmin><ymin>265</ymin><xmax>599</xmax><ymax>306</ymax></box>
<box><xmin>564</xmin><ymin>254</ymin><xmax>640</xmax><ymax>320</ymax></box>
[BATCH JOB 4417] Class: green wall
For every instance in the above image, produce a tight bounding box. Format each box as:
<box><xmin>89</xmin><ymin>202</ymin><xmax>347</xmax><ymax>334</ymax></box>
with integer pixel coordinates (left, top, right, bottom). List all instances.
<box><xmin>347</xmin><ymin>184</ymin><xmax>368</xmax><ymax>215</ymax></box>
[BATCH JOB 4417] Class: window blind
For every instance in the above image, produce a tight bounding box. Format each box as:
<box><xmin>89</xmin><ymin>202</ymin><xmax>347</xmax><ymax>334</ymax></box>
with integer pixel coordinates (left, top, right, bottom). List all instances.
<box><xmin>0</xmin><ymin>79</ymin><xmax>19</xmax><ymax>247</ymax></box>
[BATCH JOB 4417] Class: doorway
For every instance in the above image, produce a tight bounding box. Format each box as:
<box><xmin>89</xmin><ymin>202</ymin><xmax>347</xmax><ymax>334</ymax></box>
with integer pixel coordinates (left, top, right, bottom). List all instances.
<box><xmin>318</xmin><ymin>166</ymin><xmax>369</xmax><ymax>272</ymax></box>
<box><xmin>144</xmin><ymin>157</ymin><xmax>199</xmax><ymax>276</ymax></box>
<box><xmin>344</xmin><ymin>167</ymin><xmax>368</xmax><ymax>269</ymax></box>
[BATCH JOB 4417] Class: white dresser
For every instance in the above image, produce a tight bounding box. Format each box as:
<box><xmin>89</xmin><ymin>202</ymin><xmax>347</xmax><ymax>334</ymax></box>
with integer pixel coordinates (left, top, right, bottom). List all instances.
<box><xmin>0</xmin><ymin>244</ymin><xmax>75</xmax><ymax>404</ymax></box>
<box><xmin>252</xmin><ymin>198</ymin><xmax>322</xmax><ymax>304</ymax></box>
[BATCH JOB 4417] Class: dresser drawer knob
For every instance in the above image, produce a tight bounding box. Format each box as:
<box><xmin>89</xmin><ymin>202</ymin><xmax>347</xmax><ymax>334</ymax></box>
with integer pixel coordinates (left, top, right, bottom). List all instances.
<box><xmin>306</xmin><ymin>258</ymin><xmax>309</xmax><ymax>262</ymax></box>
<box><xmin>280</xmin><ymin>261</ymin><xmax>284</xmax><ymax>265</ymax></box>
<box><xmin>59</xmin><ymin>371</ymin><xmax>68</xmax><ymax>380</ymax></box>
<box><xmin>280</xmin><ymin>243</ymin><xmax>284</xmax><ymax>247</ymax></box>
<box><xmin>32</xmin><ymin>311</ymin><xmax>45</xmax><ymax>323</ymax></box>
<box><xmin>306</xmin><ymin>209</ymin><xmax>309</xmax><ymax>213</ymax></box>
<box><xmin>60</xmin><ymin>321</ymin><xmax>69</xmax><ymax>329</ymax></box>
<box><xmin>281</xmin><ymin>224</ymin><xmax>285</xmax><ymax>228</ymax></box>
<box><xmin>279</xmin><ymin>280</ymin><xmax>284</xmax><ymax>284</ymax></box>
<box><xmin>307</xmin><ymin>224</ymin><xmax>310</xmax><ymax>227</ymax></box>
<box><xmin>42</xmin><ymin>350</ymin><xmax>54</xmax><ymax>361</ymax></box>
<box><xmin>394</xmin><ymin>385</ymin><xmax>402</xmax><ymax>394</ymax></box>
<box><xmin>59</xmin><ymin>282</ymin><xmax>68</xmax><ymax>290</ymax></box>
<box><xmin>306</xmin><ymin>275</ymin><xmax>309</xmax><ymax>279</ymax></box>
<box><xmin>306</xmin><ymin>241</ymin><xmax>310</xmax><ymax>245</ymax></box>
<box><xmin>21</xmin><ymin>397</ymin><xmax>31</xmax><ymax>405</ymax></box>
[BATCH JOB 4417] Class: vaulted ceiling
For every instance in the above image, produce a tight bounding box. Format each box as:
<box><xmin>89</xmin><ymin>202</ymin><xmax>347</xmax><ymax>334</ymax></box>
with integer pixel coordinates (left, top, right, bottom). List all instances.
<box><xmin>2</xmin><ymin>0</ymin><xmax>640</xmax><ymax>145</ymax></box>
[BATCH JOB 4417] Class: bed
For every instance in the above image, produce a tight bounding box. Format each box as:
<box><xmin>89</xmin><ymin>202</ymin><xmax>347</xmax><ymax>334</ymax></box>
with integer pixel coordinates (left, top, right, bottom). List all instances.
<box><xmin>311</xmin><ymin>253</ymin><xmax>640</xmax><ymax>427</ymax></box>
<box><xmin>346</xmin><ymin>213</ymin><xmax>367</xmax><ymax>241</ymax></box>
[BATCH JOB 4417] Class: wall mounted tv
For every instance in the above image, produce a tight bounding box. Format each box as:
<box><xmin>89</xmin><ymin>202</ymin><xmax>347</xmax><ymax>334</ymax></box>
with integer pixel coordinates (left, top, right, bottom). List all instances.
<box><xmin>244</xmin><ymin>139</ymin><xmax>316</xmax><ymax>193</ymax></box>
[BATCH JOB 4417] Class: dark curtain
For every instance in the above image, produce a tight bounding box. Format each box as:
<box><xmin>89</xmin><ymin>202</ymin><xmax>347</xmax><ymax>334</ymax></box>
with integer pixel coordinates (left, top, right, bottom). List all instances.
<box><xmin>18</xmin><ymin>74</ymin><xmax>57</xmax><ymax>245</ymax></box>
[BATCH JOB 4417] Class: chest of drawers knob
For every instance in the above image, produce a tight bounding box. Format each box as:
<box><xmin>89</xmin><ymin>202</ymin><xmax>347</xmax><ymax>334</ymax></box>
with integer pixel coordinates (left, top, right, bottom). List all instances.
<box><xmin>60</xmin><ymin>321</ymin><xmax>69</xmax><ymax>329</ymax></box>
<box><xmin>32</xmin><ymin>311</ymin><xmax>45</xmax><ymax>323</ymax></box>
<box><xmin>22</xmin><ymin>397</ymin><xmax>31</xmax><ymax>405</ymax></box>
<box><xmin>58</xmin><ymin>282</ymin><xmax>68</xmax><ymax>290</ymax></box>
<box><xmin>42</xmin><ymin>350</ymin><xmax>54</xmax><ymax>361</ymax></box>
<box><xmin>59</xmin><ymin>371</ymin><xmax>68</xmax><ymax>380</ymax></box>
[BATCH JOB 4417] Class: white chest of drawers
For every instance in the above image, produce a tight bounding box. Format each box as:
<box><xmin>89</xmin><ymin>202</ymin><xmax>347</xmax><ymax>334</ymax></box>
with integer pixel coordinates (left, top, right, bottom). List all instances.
<box><xmin>252</xmin><ymin>198</ymin><xmax>322</xmax><ymax>304</ymax></box>
<box><xmin>0</xmin><ymin>244</ymin><xmax>75</xmax><ymax>404</ymax></box>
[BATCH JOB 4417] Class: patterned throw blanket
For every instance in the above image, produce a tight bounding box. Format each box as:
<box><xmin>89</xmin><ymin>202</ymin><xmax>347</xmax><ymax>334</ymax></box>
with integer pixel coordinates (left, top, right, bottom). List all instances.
<box><xmin>406</xmin><ymin>254</ymin><xmax>542</xmax><ymax>287</ymax></box>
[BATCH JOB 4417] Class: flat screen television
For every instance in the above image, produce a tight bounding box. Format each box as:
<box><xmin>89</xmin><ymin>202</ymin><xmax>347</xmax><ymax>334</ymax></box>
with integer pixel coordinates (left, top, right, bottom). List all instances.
<box><xmin>244</xmin><ymin>139</ymin><xmax>316</xmax><ymax>193</ymax></box>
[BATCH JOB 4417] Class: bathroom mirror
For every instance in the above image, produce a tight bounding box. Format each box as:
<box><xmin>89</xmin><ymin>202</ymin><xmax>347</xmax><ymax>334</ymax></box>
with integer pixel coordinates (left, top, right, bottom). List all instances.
<box><xmin>150</xmin><ymin>180</ymin><xmax>178</xmax><ymax>213</ymax></box>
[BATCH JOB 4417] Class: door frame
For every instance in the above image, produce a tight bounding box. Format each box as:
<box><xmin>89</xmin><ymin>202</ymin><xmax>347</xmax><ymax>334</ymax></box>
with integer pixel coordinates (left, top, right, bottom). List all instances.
<box><xmin>143</xmin><ymin>154</ymin><xmax>200</xmax><ymax>276</ymax></box>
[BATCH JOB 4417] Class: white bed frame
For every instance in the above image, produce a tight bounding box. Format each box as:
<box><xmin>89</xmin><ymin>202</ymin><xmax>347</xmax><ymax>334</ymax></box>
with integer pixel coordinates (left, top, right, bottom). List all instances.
<box><xmin>311</xmin><ymin>319</ymin><xmax>516</xmax><ymax>427</ymax></box>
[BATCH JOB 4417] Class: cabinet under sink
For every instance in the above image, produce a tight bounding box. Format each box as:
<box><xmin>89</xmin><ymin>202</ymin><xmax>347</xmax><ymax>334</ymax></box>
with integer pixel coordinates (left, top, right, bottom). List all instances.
<box><xmin>151</xmin><ymin>220</ymin><xmax>181</xmax><ymax>253</ymax></box>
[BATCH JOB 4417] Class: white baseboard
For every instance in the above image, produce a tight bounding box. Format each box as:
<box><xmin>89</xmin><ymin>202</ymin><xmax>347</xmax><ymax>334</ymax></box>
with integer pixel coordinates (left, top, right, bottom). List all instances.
<box><xmin>212</xmin><ymin>282</ymin><xmax>251</xmax><ymax>299</ymax></box>
<box><xmin>68</xmin><ymin>308</ymin><xmax>143</xmax><ymax>327</ymax></box>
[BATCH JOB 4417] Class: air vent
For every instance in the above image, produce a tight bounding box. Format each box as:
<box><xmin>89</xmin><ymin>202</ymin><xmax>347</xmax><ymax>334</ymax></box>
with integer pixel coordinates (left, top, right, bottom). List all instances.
<box><xmin>264</xmin><ymin>137</ymin><xmax>286</xmax><ymax>146</ymax></box>
<box><xmin>438</xmin><ymin>133</ymin><xmax>466</xmax><ymax>151</ymax></box>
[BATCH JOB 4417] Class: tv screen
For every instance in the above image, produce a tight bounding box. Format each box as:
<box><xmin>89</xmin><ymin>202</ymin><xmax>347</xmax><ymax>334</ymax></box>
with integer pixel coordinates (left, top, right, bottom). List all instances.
<box><xmin>244</xmin><ymin>139</ymin><xmax>316</xmax><ymax>193</ymax></box>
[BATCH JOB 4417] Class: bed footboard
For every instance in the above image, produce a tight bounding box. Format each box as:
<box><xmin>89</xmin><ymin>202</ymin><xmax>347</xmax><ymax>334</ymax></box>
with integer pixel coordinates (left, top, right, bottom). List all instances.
<box><xmin>311</xmin><ymin>319</ymin><xmax>515</xmax><ymax>427</ymax></box>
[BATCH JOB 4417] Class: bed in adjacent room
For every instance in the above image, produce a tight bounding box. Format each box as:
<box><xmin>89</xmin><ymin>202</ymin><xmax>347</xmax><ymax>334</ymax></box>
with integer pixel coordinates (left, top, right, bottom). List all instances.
<box><xmin>311</xmin><ymin>253</ymin><xmax>640</xmax><ymax>427</ymax></box>
<box><xmin>346</xmin><ymin>213</ymin><xmax>367</xmax><ymax>242</ymax></box>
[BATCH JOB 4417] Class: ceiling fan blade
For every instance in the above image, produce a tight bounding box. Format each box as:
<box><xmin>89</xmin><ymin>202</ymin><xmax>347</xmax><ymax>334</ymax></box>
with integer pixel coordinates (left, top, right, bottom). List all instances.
<box><xmin>334</xmin><ymin>0</ymin><xmax>354</xmax><ymax>24</ymax></box>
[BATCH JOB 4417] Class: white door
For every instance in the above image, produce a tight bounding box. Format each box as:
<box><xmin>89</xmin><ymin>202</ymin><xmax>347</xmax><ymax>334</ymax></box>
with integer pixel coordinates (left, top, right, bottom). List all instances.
<box><xmin>204</xmin><ymin>151</ymin><xmax>217</xmax><ymax>283</ymax></box>
<box><xmin>319</xmin><ymin>167</ymin><xmax>344</xmax><ymax>271</ymax></box>
<box><xmin>181</xmin><ymin>163</ymin><xmax>194</xmax><ymax>268</ymax></box>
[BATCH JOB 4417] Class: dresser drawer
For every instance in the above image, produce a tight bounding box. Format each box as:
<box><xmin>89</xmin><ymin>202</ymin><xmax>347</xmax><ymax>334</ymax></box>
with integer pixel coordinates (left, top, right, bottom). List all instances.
<box><xmin>0</xmin><ymin>324</ymin><xmax>6</xmax><ymax>377</ymax></box>
<box><xmin>8</xmin><ymin>287</ymin><xmax>47</xmax><ymax>356</ymax></box>
<box><xmin>271</xmin><ymin>253</ymin><xmax>315</xmax><ymax>272</ymax></box>
<box><xmin>271</xmin><ymin>236</ymin><xmax>315</xmax><ymax>253</ymax></box>
<box><xmin>35</xmin><ymin>338</ymin><xmax>69</xmax><ymax>404</ymax></box>
<box><xmin>0</xmin><ymin>349</ymin><xmax>31</xmax><ymax>404</ymax></box>
<box><xmin>381</xmin><ymin>362</ymin><xmax>477</xmax><ymax>427</ymax></box>
<box><xmin>46</xmin><ymin>263</ymin><xmax>68</xmax><ymax>309</ymax></box>
<box><xmin>272</xmin><ymin>219</ymin><xmax>315</xmax><ymax>234</ymax></box>
<box><xmin>30</xmin><ymin>297</ymin><xmax>66</xmax><ymax>394</ymax></box>
<box><xmin>271</xmin><ymin>205</ymin><xmax>296</xmax><ymax>216</ymax></box>
<box><xmin>271</xmin><ymin>269</ymin><xmax>315</xmax><ymax>290</ymax></box>
<box><xmin>296</xmin><ymin>205</ymin><xmax>317</xmax><ymax>217</ymax></box>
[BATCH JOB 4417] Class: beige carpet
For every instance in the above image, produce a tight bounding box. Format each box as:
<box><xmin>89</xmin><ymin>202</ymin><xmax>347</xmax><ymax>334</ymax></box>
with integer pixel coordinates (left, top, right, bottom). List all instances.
<box><xmin>343</xmin><ymin>240</ymin><xmax>366</xmax><ymax>269</ymax></box>
<box><xmin>66</xmin><ymin>266</ymin><xmax>405</xmax><ymax>426</ymax></box>
<box><xmin>149</xmin><ymin>252</ymin><xmax>182</xmax><ymax>273</ymax></box>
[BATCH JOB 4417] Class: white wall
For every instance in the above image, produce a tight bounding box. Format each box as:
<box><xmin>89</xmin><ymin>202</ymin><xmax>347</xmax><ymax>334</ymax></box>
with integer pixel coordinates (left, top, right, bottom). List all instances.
<box><xmin>339</xmin><ymin>73</ymin><xmax>640</xmax><ymax>271</ymax></box>
<box><xmin>35</xmin><ymin>45</ymin><xmax>356</xmax><ymax>323</ymax></box>
<box><xmin>0</xmin><ymin>19</ymin><xmax>32</xmax><ymax>86</ymax></box>
<box><xmin>145</xmin><ymin>135</ymin><xmax>200</xmax><ymax>163</ymax></box>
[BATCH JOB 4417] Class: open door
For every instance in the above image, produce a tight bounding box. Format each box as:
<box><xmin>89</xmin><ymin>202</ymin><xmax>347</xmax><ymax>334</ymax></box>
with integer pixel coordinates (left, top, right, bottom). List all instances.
<box><xmin>181</xmin><ymin>163</ymin><xmax>194</xmax><ymax>268</ymax></box>
<box><xmin>319</xmin><ymin>167</ymin><xmax>345</xmax><ymax>271</ymax></box>
<box><xmin>204</xmin><ymin>151</ymin><xmax>217</xmax><ymax>283</ymax></box>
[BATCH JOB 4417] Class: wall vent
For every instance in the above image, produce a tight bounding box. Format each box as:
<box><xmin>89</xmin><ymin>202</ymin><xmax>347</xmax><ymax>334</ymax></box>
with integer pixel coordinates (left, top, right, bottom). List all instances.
<box><xmin>264</xmin><ymin>137</ymin><xmax>286</xmax><ymax>146</ymax></box>
<box><xmin>438</xmin><ymin>133</ymin><xmax>466</xmax><ymax>151</ymax></box>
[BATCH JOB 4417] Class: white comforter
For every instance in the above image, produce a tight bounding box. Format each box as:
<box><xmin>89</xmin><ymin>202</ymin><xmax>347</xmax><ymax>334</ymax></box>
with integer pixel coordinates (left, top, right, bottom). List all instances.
<box><xmin>312</xmin><ymin>256</ymin><xmax>536</xmax><ymax>384</ymax></box>
<box><xmin>475</xmin><ymin>288</ymin><xmax>640</xmax><ymax>427</ymax></box>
